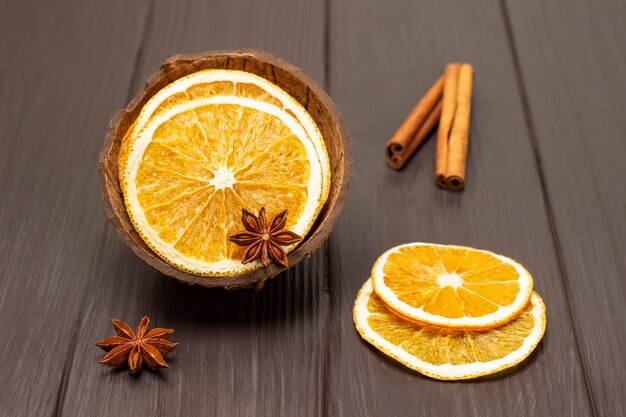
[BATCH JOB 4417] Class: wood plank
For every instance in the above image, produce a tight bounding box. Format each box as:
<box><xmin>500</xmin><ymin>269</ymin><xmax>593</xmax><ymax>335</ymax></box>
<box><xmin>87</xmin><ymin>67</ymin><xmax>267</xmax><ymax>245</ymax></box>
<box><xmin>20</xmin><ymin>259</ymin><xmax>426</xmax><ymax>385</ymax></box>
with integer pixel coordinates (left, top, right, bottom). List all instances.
<box><xmin>326</xmin><ymin>0</ymin><xmax>594</xmax><ymax>415</ymax></box>
<box><xmin>58</xmin><ymin>0</ymin><xmax>329</xmax><ymax>416</ymax></box>
<box><xmin>504</xmin><ymin>1</ymin><xmax>626</xmax><ymax>415</ymax></box>
<box><xmin>0</xmin><ymin>0</ymin><xmax>150</xmax><ymax>415</ymax></box>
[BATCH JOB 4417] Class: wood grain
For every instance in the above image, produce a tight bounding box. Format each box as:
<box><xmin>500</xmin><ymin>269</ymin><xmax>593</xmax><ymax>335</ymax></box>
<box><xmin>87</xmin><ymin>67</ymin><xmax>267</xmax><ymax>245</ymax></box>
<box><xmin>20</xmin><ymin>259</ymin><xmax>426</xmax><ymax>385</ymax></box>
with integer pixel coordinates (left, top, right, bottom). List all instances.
<box><xmin>59</xmin><ymin>1</ymin><xmax>331</xmax><ymax>416</ymax></box>
<box><xmin>0</xmin><ymin>0</ymin><xmax>151</xmax><ymax>415</ymax></box>
<box><xmin>2</xmin><ymin>0</ymin><xmax>624</xmax><ymax>415</ymax></box>
<box><xmin>326</xmin><ymin>0</ymin><xmax>593</xmax><ymax>415</ymax></box>
<box><xmin>504</xmin><ymin>0</ymin><xmax>626</xmax><ymax>414</ymax></box>
<box><xmin>100</xmin><ymin>49</ymin><xmax>351</xmax><ymax>289</ymax></box>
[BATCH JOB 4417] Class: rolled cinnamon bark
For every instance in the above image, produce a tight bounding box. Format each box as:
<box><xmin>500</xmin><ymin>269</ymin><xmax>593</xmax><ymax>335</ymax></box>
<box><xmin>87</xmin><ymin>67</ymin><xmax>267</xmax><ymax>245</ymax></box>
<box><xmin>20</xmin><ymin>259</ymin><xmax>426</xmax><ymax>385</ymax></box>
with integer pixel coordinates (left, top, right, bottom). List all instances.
<box><xmin>435</xmin><ymin>63</ymin><xmax>460</xmax><ymax>188</ymax></box>
<box><xmin>385</xmin><ymin>76</ymin><xmax>444</xmax><ymax>170</ymax></box>
<box><xmin>446</xmin><ymin>64</ymin><xmax>474</xmax><ymax>191</ymax></box>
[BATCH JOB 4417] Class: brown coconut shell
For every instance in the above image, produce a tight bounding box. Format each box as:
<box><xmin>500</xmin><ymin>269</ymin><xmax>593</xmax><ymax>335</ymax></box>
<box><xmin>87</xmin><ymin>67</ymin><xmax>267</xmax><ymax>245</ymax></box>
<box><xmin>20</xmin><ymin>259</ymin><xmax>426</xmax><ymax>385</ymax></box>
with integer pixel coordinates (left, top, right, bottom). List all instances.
<box><xmin>98</xmin><ymin>49</ymin><xmax>352</xmax><ymax>290</ymax></box>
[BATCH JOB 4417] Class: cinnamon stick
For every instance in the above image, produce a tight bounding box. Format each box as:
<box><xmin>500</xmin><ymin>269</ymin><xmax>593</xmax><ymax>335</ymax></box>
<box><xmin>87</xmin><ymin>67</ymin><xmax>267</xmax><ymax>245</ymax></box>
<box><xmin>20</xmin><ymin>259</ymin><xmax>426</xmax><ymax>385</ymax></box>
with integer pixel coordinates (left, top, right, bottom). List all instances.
<box><xmin>385</xmin><ymin>76</ymin><xmax>444</xmax><ymax>170</ymax></box>
<box><xmin>435</xmin><ymin>63</ymin><xmax>460</xmax><ymax>188</ymax></box>
<box><xmin>446</xmin><ymin>63</ymin><xmax>474</xmax><ymax>191</ymax></box>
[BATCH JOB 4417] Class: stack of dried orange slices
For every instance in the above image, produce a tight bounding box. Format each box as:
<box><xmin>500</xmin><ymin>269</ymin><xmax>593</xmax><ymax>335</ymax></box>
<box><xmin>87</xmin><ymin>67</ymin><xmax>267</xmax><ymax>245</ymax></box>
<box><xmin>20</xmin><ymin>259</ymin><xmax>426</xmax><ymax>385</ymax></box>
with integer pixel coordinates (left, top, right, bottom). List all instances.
<box><xmin>353</xmin><ymin>243</ymin><xmax>547</xmax><ymax>380</ymax></box>
<box><xmin>118</xmin><ymin>70</ymin><xmax>331</xmax><ymax>276</ymax></box>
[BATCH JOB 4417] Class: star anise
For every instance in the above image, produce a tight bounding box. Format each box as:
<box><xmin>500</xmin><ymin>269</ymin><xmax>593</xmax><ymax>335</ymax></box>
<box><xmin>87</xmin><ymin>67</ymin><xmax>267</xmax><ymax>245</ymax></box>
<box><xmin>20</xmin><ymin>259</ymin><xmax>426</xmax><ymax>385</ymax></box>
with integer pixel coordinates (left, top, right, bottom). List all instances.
<box><xmin>228</xmin><ymin>207</ymin><xmax>302</xmax><ymax>267</ymax></box>
<box><xmin>96</xmin><ymin>316</ymin><xmax>178</xmax><ymax>374</ymax></box>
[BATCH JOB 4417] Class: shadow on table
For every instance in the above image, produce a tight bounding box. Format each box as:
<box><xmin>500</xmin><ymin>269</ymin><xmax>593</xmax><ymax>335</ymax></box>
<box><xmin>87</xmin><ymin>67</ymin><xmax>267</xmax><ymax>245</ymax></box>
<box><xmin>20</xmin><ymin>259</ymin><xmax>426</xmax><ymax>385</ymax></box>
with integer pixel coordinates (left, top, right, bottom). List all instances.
<box><xmin>149</xmin><ymin>252</ymin><xmax>326</xmax><ymax>329</ymax></box>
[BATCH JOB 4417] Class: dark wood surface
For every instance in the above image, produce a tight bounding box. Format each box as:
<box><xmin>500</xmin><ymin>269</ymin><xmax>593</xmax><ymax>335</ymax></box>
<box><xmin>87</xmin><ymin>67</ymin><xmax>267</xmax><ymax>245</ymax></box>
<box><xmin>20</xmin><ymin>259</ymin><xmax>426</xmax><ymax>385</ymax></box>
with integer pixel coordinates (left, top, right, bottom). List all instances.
<box><xmin>0</xmin><ymin>0</ymin><xmax>623</xmax><ymax>416</ymax></box>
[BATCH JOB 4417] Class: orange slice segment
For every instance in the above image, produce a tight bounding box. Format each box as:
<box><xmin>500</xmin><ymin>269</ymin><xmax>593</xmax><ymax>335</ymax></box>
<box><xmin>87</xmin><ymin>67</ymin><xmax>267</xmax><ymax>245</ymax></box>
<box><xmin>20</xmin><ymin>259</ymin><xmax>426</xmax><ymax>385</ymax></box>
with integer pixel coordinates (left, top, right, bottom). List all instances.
<box><xmin>371</xmin><ymin>243</ymin><xmax>533</xmax><ymax>329</ymax></box>
<box><xmin>354</xmin><ymin>279</ymin><xmax>546</xmax><ymax>380</ymax></box>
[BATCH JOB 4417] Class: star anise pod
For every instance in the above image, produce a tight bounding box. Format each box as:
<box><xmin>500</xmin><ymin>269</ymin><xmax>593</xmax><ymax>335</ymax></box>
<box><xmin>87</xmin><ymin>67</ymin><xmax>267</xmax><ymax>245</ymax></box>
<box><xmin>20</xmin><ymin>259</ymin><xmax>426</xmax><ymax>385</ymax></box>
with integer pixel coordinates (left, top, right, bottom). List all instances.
<box><xmin>96</xmin><ymin>316</ymin><xmax>178</xmax><ymax>374</ymax></box>
<box><xmin>228</xmin><ymin>207</ymin><xmax>302</xmax><ymax>268</ymax></box>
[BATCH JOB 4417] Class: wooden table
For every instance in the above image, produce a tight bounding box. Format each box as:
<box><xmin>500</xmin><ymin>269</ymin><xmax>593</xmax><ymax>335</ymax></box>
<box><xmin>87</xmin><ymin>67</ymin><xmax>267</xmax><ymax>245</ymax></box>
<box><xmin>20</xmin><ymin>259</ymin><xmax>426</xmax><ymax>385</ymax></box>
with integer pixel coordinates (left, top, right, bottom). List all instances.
<box><xmin>1</xmin><ymin>0</ymin><xmax>624</xmax><ymax>415</ymax></box>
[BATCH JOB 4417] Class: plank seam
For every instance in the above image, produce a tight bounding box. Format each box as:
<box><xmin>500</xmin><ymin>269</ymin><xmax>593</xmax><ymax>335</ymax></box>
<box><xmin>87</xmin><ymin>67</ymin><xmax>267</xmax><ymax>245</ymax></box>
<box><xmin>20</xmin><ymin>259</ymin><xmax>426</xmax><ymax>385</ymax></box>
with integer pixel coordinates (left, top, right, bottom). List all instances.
<box><xmin>51</xmin><ymin>1</ymin><xmax>155</xmax><ymax>414</ymax></box>
<box><xmin>50</xmin><ymin>301</ymin><xmax>86</xmax><ymax>417</ymax></box>
<box><xmin>323</xmin><ymin>0</ymin><xmax>331</xmax><ymax>92</ymax></box>
<box><xmin>498</xmin><ymin>1</ymin><xmax>598</xmax><ymax>416</ymax></box>
<box><xmin>322</xmin><ymin>240</ymin><xmax>333</xmax><ymax>417</ymax></box>
<box><xmin>126</xmin><ymin>0</ymin><xmax>156</xmax><ymax>104</ymax></box>
<box><xmin>51</xmin><ymin>224</ymin><xmax>109</xmax><ymax>417</ymax></box>
<box><xmin>322</xmin><ymin>2</ymin><xmax>332</xmax><ymax>416</ymax></box>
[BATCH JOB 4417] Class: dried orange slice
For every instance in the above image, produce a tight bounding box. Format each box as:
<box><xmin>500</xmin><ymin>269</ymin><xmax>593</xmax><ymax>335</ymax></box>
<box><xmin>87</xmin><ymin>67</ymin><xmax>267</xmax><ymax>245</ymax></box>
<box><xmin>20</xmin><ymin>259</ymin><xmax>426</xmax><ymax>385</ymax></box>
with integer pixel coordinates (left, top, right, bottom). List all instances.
<box><xmin>354</xmin><ymin>279</ymin><xmax>546</xmax><ymax>380</ymax></box>
<box><xmin>372</xmin><ymin>243</ymin><xmax>533</xmax><ymax>329</ymax></box>
<box><xmin>119</xmin><ymin>71</ymin><xmax>330</xmax><ymax>276</ymax></box>
<box><xmin>119</xmin><ymin>69</ymin><xmax>330</xmax><ymax>199</ymax></box>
